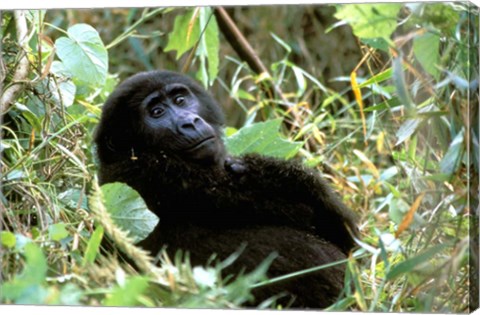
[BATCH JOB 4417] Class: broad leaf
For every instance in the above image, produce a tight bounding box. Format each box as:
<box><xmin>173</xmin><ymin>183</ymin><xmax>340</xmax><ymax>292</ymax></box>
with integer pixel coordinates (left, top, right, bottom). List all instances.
<box><xmin>101</xmin><ymin>182</ymin><xmax>159</xmax><ymax>243</ymax></box>
<box><xmin>1</xmin><ymin>243</ymin><xmax>48</xmax><ymax>304</ymax></box>
<box><xmin>395</xmin><ymin>118</ymin><xmax>421</xmax><ymax>146</ymax></box>
<box><xmin>199</xmin><ymin>7</ymin><xmax>219</xmax><ymax>85</ymax></box>
<box><xmin>103</xmin><ymin>276</ymin><xmax>150</xmax><ymax>306</ymax></box>
<box><xmin>440</xmin><ymin>128</ymin><xmax>465</xmax><ymax>175</ymax></box>
<box><xmin>22</xmin><ymin>243</ymin><xmax>48</xmax><ymax>284</ymax></box>
<box><xmin>395</xmin><ymin>104</ymin><xmax>439</xmax><ymax>146</ymax></box>
<box><xmin>413</xmin><ymin>31</ymin><xmax>440</xmax><ymax>80</ymax></box>
<box><xmin>48</xmin><ymin>223</ymin><xmax>69</xmax><ymax>241</ymax></box>
<box><xmin>165</xmin><ymin>10</ymin><xmax>200</xmax><ymax>59</ymax></box>
<box><xmin>334</xmin><ymin>4</ymin><xmax>402</xmax><ymax>40</ymax></box>
<box><xmin>225</xmin><ymin>119</ymin><xmax>303</xmax><ymax>159</ymax></box>
<box><xmin>55</xmin><ymin>24</ymin><xmax>108</xmax><ymax>88</ymax></box>
<box><xmin>360</xmin><ymin>37</ymin><xmax>390</xmax><ymax>51</ymax></box>
<box><xmin>1</xmin><ymin>231</ymin><xmax>16</xmax><ymax>248</ymax></box>
<box><xmin>165</xmin><ymin>8</ymin><xmax>219</xmax><ymax>86</ymax></box>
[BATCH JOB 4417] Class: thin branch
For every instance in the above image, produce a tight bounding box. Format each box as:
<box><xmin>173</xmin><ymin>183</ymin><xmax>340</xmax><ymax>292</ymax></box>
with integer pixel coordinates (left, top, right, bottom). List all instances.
<box><xmin>0</xmin><ymin>10</ymin><xmax>30</xmax><ymax>114</ymax></box>
<box><xmin>214</xmin><ymin>7</ymin><xmax>269</xmax><ymax>76</ymax></box>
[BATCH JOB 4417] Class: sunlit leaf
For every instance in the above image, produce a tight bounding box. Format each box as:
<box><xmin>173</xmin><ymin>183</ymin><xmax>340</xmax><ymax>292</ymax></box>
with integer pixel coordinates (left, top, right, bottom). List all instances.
<box><xmin>48</xmin><ymin>223</ymin><xmax>69</xmax><ymax>241</ymax></box>
<box><xmin>334</xmin><ymin>4</ymin><xmax>402</xmax><ymax>39</ymax></box>
<box><xmin>165</xmin><ymin>8</ymin><xmax>219</xmax><ymax>86</ymax></box>
<box><xmin>1</xmin><ymin>231</ymin><xmax>16</xmax><ymax>248</ymax></box>
<box><xmin>225</xmin><ymin>119</ymin><xmax>303</xmax><ymax>159</ymax></box>
<box><xmin>353</xmin><ymin>149</ymin><xmax>379</xmax><ymax>178</ymax></box>
<box><xmin>55</xmin><ymin>24</ymin><xmax>108</xmax><ymax>88</ymax></box>
<box><xmin>200</xmin><ymin>7</ymin><xmax>219</xmax><ymax>85</ymax></box>
<box><xmin>83</xmin><ymin>226</ymin><xmax>104</xmax><ymax>266</ymax></box>
<box><xmin>360</xmin><ymin>37</ymin><xmax>390</xmax><ymax>51</ymax></box>
<box><xmin>359</xmin><ymin>67</ymin><xmax>395</xmax><ymax>88</ymax></box>
<box><xmin>103</xmin><ymin>276</ymin><xmax>149</xmax><ymax>306</ymax></box>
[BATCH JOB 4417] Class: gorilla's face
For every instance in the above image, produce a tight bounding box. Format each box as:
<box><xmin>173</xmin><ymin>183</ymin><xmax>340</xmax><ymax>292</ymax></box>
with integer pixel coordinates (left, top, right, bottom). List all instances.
<box><xmin>95</xmin><ymin>70</ymin><xmax>227</xmax><ymax>167</ymax></box>
<box><xmin>139</xmin><ymin>82</ymin><xmax>224</xmax><ymax>165</ymax></box>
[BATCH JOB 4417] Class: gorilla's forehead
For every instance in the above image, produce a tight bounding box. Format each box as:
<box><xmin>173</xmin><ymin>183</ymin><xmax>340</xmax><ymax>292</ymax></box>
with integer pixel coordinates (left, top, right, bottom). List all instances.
<box><xmin>118</xmin><ymin>71</ymin><xmax>199</xmax><ymax>99</ymax></box>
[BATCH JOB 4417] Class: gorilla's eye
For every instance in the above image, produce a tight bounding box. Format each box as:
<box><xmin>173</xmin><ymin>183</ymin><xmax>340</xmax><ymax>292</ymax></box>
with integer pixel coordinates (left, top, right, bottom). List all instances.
<box><xmin>150</xmin><ymin>107</ymin><xmax>165</xmax><ymax>118</ymax></box>
<box><xmin>173</xmin><ymin>95</ymin><xmax>185</xmax><ymax>105</ymax></box>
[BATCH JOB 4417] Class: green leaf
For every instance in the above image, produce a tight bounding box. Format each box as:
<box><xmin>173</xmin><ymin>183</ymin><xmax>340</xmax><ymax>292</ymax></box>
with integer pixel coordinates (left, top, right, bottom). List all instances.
<box><xmin>359</xmin><ymin>67</ymin><xmax>394</xmax><ymax>88</ymax></box>
<box><xmin>200</xmin><ymin>7</ymin><xmax>219</xmax><ymax>85</ymax></box>
<box><xmin>165</xmin><ymin>8</ymin><xmax>219</xmax><ymax>86</ymax></box>
<box><xmin>225</xmin><ymin>119</ymin><xmax>303</xmax><ymax>159</ymax></box>
<box><xmin>334</xmin><ymin>4</ymin><xmax>402</xmax><ymax>40</ymax></box>
<box><xmin>1</xmin><ymin>231</ymin><xmax>16</xmax><ymax>248</ymax></box>
<box><xmin>58</xmin><ymin>188</ymin><xmax>88</xmax><ymax>210</ymax></box>
<box><xmin>18</xmin><ymin>243</ymin><xmax>47</xmax><ymax>284</ymax></box>
<box><xmin>413</xmin><ymin>31</ymin><xmax>440</xmax><ymax>80</ymax></box>
<box><xmin>396</xmin><ymin>104</ymin><xmax>444</xmax><ymax>146</ymax></box>
<box><xmin>103</xmin><ymin>276</ymin><xmax>149</xmax><ymax>306</ymax></box>
<box><xmin>364</xmin><ymin>98</ymin><xmax>402</xmax><ymax>112</ymax></box>
<box><xmin>55</xmin><ymin>24</ymin><xmax>108</xmax><ymax>88</ymax></box>
<box><xmin>292</xmin><ymin>65</ymin><xmax>307</xmax><ymax>96</ymax></box>
<box><xmin>83</xmin><ymin>226</ymin><xmax>104</xmax><ymax>266</ymax></box>
<box><xmin>360</xmin><ymin>37</ymin><xmax>390</xmax><ymax>51</ymax></box>
<box><xmin>165</xmin><ymin>10</ymin><xmax>199</xmax><ymax>59</ymax></box>
<box><xmin>395</xmin><ymin>118</ymin><xmax>421</xmax><ymax>146</ymax></box>
<box><xmin>236</xmin><ymin>89</ymin><xmax>255</xmax><ymax>101</ymax></box>
<box><xmin>392</xmin><ymin>56</ymin><xmax>415</xmax><ymax>112</ymax></box>
<box><xmin>48</xmin><ymin>223</ymin><xmax>69</xmax><ymax>241</ymax></box>
<box><xmin>101</xmin><ymin>182</ymin><xmax>159</xmax><ymax>243</ymax></box>
<box><xmin>440</xmin><ymin>128</ymin><xmax>465</xmax><ymax>175</ymax></box>
<box><xmin>54</xmin><ymin>80</ymin><xmax>76</xmax><ymax>107</ymax></box>
<box><xmin>386</xmin><ymin>244</ymin><xmax>450</xmax><ymax>280</ymax></box>
<box><xmin>58</xmin><ymin>283</ymin><xmax>83</xmax><ymax>305</ymax></box>
<box><xmin>13</xmin><ymin>103</ymin><xmax>42</xmax><ymax>132</ymax></box>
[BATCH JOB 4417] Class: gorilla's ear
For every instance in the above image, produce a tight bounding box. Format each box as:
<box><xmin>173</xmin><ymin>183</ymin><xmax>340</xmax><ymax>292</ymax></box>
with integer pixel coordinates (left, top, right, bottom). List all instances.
<box><xmin>98</xmin><ymin>128</ymin><xmax>134</xmax><ymax>153</ymax></box>
<box><xmin>94</xmin><ymin>114</ymin><xmax>135</xmax><ymax>164</ymax></box>
<box><xmin>105</xmin><ymin>136</ymin><xmax>118</xmax><ymax>152</ymax></box>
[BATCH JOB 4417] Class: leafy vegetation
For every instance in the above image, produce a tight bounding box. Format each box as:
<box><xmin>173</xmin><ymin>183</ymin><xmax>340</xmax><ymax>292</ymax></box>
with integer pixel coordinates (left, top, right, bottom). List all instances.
<box><xmin>1</xmin><ymin>4</ymin><xmax>478</xmax><ymax>311</ymax></box>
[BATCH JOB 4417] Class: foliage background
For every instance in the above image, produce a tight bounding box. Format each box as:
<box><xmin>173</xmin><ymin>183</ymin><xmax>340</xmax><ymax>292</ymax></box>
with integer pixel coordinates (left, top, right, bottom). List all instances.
<box><xmin>0</xmin><ymin>3</ymin><xmax>478</xmax><ymax>312</ymax></box>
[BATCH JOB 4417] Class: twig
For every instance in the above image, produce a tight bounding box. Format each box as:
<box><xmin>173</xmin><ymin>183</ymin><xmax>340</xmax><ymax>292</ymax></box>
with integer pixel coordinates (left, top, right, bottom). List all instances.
<box><xmin>0</xmin><ymin>10</ymin><xmax>30</xmax><ymax>114</ymax></box>
<box><xmin>214</xmin><ymin>7</ymin><xmax>269</xmax><ymax>77</ymax></box>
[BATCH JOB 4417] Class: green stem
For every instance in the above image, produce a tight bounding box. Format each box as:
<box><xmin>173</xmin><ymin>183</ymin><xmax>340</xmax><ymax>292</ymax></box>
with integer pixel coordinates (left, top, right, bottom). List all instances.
<box><xmin>251</xmin><ymin>251</ymin><xmax>369</xmax><ymax>289</ymax></box>
<box><xmin>106</xmin><ymin>8</ymin><xmax>167</xmax><ymax>50</ymax></box>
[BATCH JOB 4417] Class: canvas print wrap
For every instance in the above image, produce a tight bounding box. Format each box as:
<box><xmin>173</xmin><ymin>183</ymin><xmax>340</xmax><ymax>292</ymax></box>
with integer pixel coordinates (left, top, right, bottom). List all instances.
<box><xmin>0</xmin><ymin>3</ymin><xmax>478</xmax><ymax>312</ymax></box>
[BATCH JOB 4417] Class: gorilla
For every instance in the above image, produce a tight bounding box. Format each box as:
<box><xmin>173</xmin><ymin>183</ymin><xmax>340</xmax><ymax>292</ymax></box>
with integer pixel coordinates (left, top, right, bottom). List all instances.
<box><xmin>94</xmin><ymin>70</ymin><xmax>358</xmax><ymax>308</ymax></box>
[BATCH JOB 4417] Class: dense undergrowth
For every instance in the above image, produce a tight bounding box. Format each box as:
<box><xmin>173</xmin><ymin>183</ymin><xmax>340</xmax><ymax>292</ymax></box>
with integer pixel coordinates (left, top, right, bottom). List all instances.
<box><xmin>1</xmin><ymin>3</ymin><xmax>478</xmax><ymax>312</ymax></box>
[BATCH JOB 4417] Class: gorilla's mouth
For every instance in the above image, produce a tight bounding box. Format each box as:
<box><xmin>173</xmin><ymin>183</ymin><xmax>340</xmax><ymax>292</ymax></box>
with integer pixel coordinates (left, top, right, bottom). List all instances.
<box><xmin>185</xmin><ymin>136</ymin><xmax>215</xmax><ymax>152</ymax></box>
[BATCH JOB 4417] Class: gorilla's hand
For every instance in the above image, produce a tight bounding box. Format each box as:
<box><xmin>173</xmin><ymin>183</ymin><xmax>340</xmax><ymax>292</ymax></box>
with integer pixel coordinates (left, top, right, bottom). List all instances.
<box><xmin>224</xmin><ymin>156</ymin><xmax>247</xmax><ymax>175</ymax></box>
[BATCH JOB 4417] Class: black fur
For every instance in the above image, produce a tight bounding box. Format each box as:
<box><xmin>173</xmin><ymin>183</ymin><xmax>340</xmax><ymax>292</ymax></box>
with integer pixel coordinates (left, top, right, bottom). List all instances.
<box><xmin>94</xmin><ymin>70</ymin><xmax>358</xmax><ymax>308</ymax></box>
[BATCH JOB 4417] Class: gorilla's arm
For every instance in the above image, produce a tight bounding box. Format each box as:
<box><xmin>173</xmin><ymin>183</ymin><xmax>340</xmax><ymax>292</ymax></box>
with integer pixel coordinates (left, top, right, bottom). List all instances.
<box><xmin>231</xmin><ymin>154</ymin><xmax>358</xmax><ymax>253</ymax></box>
